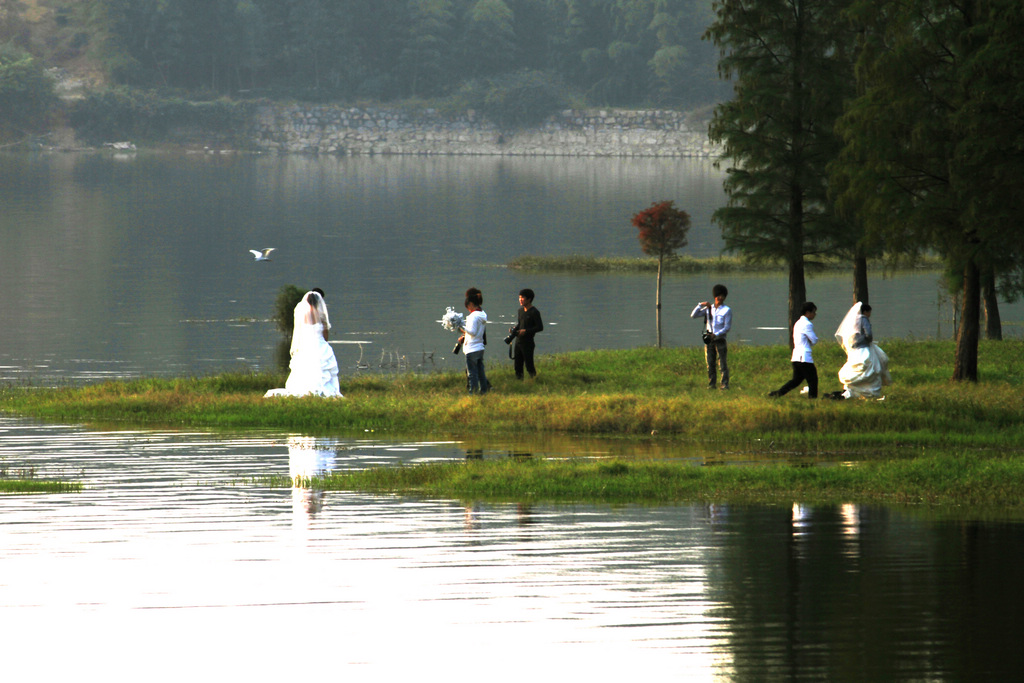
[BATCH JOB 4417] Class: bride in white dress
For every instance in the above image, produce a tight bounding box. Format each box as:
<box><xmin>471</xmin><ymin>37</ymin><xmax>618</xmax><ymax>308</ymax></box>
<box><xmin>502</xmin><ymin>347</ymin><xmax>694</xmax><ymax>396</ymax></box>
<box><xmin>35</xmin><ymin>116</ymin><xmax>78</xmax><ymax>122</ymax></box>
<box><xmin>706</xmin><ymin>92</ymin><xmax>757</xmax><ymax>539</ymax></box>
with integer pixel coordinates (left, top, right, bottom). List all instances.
<box><xmin>835</xmin><ymin>301</ymin><xmax>891</xmax><ymax>399</ymax></box>
<box><xmin>265</xmin><ymin>290</ymin><xmax>343</xmax><ymax>398</ymax></box>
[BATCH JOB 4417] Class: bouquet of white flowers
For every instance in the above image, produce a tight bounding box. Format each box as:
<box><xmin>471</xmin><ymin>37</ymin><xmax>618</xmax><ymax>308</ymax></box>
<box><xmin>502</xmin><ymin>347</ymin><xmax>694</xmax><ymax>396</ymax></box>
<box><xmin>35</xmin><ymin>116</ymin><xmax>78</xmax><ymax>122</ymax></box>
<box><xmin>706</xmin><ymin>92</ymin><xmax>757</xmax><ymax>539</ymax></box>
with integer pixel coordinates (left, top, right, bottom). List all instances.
<box><xmin>440</xmin><ymin>306</ymin><xmax>465</xmax><ymax>333</ymax></box>
<box><xmin>440</xmin><ymin>306</ymin><xmax>465</xmax><ymax>354</ymax></box>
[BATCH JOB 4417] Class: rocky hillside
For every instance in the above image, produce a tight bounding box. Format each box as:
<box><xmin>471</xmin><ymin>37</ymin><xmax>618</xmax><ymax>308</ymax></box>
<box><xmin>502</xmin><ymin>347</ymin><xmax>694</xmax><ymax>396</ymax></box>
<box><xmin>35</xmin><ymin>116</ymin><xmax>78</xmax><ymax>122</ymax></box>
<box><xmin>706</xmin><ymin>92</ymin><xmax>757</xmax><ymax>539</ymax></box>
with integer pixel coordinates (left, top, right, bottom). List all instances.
<box><xmin>5</xmin><ymin>0</ymin><xmax>105</xmax><ymax>97</ymax></box>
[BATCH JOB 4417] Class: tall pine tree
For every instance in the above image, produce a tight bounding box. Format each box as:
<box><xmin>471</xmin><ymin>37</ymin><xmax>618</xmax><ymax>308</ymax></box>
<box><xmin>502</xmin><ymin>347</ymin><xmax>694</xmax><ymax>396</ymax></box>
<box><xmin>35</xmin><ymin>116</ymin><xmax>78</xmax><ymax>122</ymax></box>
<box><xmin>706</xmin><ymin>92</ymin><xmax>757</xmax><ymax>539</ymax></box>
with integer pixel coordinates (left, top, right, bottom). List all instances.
<box><xmin>705</xmin><ymin>0</ymin><xmax>857</xmax><ymax>338</ymax></box>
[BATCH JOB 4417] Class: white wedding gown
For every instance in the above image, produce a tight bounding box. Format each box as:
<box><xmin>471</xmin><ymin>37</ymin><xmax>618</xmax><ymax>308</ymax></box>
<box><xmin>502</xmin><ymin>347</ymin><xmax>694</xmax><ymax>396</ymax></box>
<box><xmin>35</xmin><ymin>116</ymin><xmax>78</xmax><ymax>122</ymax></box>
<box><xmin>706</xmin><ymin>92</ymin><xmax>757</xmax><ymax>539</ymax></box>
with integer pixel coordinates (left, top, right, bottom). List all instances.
<box><xmin>265</xmin><ymin>292</ymin><xmax>342</xmax><ymax>398</ymax></box>
<box><xmin>835</xmin><ymin>303</ymin><xmax>891</xmax><ymax>399</ymax></box>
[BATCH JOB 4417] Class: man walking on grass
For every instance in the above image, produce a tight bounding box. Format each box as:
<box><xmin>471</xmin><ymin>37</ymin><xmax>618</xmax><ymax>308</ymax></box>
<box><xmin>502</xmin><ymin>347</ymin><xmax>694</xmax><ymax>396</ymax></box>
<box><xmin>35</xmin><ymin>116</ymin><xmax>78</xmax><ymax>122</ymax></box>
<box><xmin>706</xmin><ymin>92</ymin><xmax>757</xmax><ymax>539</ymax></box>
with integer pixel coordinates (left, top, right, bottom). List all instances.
<box><xmin>768</xmin><ymin>301</ymin><xmax>819</xmax><ymax>399</ymax></box>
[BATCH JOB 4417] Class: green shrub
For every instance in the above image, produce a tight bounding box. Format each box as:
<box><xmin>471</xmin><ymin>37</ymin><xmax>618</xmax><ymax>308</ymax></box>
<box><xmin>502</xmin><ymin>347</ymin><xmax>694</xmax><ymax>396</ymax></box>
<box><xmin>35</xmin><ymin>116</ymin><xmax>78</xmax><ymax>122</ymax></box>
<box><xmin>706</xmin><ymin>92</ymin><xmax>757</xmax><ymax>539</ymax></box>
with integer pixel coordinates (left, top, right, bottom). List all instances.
<box><xmin>68</xmin><ymin>87</ymin><xmax>251</xmax><ymax>144</ymax></box>
<box><xmin>453</xmin><ymin>70</ymin><xmax>569</xmax><ymax>129</ymax></box>
<box><xmin>274</xmin><ymin>284</ymin><xmax>305</xmax><ymax>336</ymax></box>
<box><xmin>0</xmin><ymin>42</ymin><xmax>58</xmax><ymax>137</ymax></box>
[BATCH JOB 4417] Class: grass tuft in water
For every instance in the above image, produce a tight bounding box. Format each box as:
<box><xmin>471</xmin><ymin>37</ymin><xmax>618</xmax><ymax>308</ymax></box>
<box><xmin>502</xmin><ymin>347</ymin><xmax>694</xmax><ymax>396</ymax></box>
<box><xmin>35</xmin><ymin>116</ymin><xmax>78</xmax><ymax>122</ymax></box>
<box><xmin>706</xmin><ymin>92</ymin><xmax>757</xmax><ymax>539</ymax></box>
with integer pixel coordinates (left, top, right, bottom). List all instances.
<box><xmin>0</xmin><ymin>468</ymin><xmax>82</xmax><ymax>494</ymax></box>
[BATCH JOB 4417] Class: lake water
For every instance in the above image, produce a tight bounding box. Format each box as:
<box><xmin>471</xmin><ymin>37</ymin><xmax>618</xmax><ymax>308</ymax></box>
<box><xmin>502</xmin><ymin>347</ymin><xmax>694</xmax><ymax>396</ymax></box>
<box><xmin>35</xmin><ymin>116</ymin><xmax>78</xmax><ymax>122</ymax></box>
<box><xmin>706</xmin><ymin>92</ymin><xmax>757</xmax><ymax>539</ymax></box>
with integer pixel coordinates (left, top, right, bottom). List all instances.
<box><xmin>2</xmin><ymin>416</ymin><xmax>1022</xmax><ymax>680</ymax></box>
<box><xmin>2</xmin><ymin>151</ymin><xmax>1018</xmax><ymax>384</ymax></box>
<box><xmin>4</xmin><ymin>152</ymin><xmax>1023</xmax><ymax>679</ymax></box>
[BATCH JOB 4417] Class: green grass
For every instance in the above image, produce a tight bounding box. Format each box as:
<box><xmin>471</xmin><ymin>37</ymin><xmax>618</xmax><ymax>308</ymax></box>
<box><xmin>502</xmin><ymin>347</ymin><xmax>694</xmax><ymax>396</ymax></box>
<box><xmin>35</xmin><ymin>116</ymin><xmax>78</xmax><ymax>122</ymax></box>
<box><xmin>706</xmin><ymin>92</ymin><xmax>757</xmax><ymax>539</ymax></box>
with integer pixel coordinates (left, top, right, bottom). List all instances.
<box><xmin>3</xmin><ymin>340</ymin><xmax>1022</xmax><ymax>507</ymax></box>
<box><xmin>507</xmin><ymin>254</ymin><xmax>944</xmax><ymax>274</ymax></box>
<box><xmin>1</xmin><ymin>340</ymin><xmax>1021</xmax><ymax>455</ymax></box>
<box><xmin>264</xmin><ymin>451</ymin><xmax>1024</xmax><ymax>509</ymax></box>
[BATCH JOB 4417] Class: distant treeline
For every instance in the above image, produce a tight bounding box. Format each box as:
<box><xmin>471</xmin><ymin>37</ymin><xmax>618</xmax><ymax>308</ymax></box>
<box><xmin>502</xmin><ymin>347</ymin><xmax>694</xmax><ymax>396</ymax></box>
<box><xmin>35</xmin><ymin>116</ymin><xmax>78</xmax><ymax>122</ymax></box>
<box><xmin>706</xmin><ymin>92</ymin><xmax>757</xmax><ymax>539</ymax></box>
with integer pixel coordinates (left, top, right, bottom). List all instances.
<box><xmin>85</xmin><ymin>0</ymin><xmax>728</xmax><ymax>108</ymax></box>
<box><xmin>506</xmin><ymin>254</ymin><xmax>945</xmax><ymax>274</ymax></box>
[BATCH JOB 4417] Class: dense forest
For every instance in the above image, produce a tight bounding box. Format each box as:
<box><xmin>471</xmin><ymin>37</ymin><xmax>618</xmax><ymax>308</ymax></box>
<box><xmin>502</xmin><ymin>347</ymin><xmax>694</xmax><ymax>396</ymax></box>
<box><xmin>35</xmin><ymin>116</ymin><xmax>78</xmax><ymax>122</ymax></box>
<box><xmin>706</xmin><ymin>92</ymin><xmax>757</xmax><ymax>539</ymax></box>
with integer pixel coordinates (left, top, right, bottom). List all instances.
<box><xmin>50</xmin><ymin>0</ymin><xmax>726</xmax><ymax>108</ymax></box>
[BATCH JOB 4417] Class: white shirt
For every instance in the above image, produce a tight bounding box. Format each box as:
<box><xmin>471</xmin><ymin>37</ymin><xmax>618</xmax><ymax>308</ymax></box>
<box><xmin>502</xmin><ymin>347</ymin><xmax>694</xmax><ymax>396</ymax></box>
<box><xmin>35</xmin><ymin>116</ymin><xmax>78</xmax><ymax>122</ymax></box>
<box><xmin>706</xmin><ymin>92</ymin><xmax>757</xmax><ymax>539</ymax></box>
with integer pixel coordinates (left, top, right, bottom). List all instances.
<box><xmin>691</xmin><ymin>303</ymin><xmax>732</xmax><ymax>337</ymax></box>
<box><xmin>791</xmin><ymin>315</ymin><xmax>817</xmax><ymax>363</ymax></box>
<box><xmin>463</xmin><ymin>309</ymin><xmax>487</xmax><ymax>354</ymax></box>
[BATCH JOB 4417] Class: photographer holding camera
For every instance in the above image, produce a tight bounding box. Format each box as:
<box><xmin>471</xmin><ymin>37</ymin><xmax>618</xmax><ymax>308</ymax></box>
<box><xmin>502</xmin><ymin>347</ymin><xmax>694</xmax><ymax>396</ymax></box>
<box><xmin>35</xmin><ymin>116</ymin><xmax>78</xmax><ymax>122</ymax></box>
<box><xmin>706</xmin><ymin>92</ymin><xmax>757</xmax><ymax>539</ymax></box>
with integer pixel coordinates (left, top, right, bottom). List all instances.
<box><xmin>690</xmin><ymin>284</ymin><xmax>732</xmax><ymax>390</ymax></box>
<box><xmin>507</xmin><ymin>288</ymin><xmax>543</xmax><ymax>380</ymax></box>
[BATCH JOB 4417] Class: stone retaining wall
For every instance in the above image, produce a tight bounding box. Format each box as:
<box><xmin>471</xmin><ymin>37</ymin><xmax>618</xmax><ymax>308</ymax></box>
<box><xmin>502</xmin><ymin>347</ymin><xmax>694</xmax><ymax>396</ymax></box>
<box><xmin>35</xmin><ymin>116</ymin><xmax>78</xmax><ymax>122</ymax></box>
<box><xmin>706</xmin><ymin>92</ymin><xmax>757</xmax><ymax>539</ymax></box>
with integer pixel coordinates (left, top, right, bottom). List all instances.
<box><xmin>251</xmin><ymin>104</ymin><xmax>719</xmax><ymax>158</ymax></box>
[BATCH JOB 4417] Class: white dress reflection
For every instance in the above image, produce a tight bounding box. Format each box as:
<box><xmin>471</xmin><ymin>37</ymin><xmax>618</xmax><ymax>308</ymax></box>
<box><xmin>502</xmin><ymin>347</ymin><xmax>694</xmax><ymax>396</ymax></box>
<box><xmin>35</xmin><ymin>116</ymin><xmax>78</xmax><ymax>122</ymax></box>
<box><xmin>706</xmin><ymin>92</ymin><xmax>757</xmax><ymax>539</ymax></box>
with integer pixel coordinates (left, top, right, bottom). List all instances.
<box><xmin>288</xmin><ymin>435</ymin><xmax>337</xmax><ymax>521</ymax></box>
<box><xmin>265</xmin><ymin>291</ymin><xmax>343</xmax><ymax>398</ymax></box>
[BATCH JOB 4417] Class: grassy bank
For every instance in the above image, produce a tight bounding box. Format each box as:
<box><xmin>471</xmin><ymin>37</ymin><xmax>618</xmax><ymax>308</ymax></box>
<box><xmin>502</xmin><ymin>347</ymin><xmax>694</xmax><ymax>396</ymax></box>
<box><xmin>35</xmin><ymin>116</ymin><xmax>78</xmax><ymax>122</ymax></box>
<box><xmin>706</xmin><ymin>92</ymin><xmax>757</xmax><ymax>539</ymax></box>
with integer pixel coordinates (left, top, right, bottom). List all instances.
<box><xmin>506</xmin><ymin>254</ymin><xmax>944</xmax><ymax>273</ymax></box>
<box><xmin>2</xmin><ymin>340</ymin><xmax>1021</xmax><ymax>454</ymax></box>
<box><xmin>3</xmin><ymin>340</ymin><xmax>1022</xmax><ymax>506</ymax></box>
<box><xmin>271</xmin><ymin>452</ymin><xmax>1024</xmax><ymax>509</ymax></box>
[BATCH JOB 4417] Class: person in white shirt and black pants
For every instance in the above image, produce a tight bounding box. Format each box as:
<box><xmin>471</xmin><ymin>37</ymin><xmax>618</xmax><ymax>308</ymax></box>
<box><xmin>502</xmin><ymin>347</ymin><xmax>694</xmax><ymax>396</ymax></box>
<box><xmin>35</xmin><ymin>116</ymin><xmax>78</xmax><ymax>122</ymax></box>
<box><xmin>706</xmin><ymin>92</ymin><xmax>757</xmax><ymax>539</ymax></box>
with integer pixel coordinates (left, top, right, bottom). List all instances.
<box><xmin>769</xmin><ymin>301</ymin><xmax>818</xmax><ymax>398</ymax></box>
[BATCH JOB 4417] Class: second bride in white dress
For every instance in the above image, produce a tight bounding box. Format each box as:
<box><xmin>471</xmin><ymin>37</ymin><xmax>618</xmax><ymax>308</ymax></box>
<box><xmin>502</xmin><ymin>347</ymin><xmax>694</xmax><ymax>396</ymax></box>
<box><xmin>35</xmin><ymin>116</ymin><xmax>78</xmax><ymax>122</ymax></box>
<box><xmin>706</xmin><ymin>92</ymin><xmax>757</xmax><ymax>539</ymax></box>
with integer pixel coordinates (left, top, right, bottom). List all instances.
<box><xmin>265</xmin><ymin>290</ymin><xmax>343</xmax><ymax>398</ymax></box>
<box><xmin>835</xmin><ymin>301</ymin><xmax>890</xmax><ymax>399</ymax></box>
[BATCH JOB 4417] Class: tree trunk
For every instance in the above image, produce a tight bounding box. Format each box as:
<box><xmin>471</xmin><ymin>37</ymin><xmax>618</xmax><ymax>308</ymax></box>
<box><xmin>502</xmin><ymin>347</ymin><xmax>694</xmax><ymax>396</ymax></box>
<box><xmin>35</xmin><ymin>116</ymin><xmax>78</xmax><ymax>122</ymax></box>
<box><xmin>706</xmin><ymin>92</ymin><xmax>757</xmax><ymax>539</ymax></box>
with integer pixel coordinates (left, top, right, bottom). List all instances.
<box><xmin>853</xmin><ymin>248</ymin><xmax>869</xmax><ymax>305</ymax></box>
<box><xmin>787</xmin><ymin>185</ymin><xmax>806</xmax><ymax>349</ymax></box>
<box><xmin>655</xmin><ymin>256</ymin><xmax>663</xmax><ymax>348</ymax></box>
<box><xmin>788</xmin><ymin>256</ymin><xmax>807</xmax><ymax>350</ymax></box>
<box><xmin>786</xmin><ymin>14</ymin><xmax>807</xmax><ymax>350</ymax></box>
<box><xmin>953</xmin><ymin>260</ymin><xmax>981</xmax><ymax>382</ymax></box>
<box><xmin>982</xmin><ymin>268</ymin><xmax>1002</xmax><ymax>340</ymax></box>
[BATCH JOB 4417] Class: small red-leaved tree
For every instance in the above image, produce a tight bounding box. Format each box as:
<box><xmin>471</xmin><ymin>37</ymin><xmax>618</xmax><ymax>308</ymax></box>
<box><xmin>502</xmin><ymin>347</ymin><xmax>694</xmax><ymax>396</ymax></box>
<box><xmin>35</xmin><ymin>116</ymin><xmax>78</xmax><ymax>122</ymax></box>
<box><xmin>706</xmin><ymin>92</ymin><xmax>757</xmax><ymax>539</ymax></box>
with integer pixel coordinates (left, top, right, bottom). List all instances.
<box><xmin>633</xmin><ymin>200</ymin><xmax>691</xmax><ymax>348</ymax></box>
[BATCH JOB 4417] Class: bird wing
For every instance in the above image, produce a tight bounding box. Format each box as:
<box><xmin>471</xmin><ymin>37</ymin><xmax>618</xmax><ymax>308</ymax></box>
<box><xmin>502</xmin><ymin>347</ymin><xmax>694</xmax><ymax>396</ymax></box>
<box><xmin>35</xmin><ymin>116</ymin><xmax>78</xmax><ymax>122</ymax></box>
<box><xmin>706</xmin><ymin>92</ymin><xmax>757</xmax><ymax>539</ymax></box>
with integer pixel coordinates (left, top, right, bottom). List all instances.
<box><xmin>250</xmin><ymin>250</ymin><xmax>262</xmax><ymax>258</ymax></box>
<box><xmin>263</xmin><ymin>248</ymin><xmax>276</xmax><ymax>256</ymax></box>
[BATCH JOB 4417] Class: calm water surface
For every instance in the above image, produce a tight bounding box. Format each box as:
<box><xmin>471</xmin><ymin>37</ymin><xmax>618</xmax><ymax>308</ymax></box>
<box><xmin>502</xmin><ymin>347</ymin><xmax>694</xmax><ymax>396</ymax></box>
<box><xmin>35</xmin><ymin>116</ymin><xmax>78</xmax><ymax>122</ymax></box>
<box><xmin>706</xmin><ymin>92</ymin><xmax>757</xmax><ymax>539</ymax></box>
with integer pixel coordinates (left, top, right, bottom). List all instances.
<box><xmin>3</xmin><ymin>416</ymin><xmax>1022</xmax><ymax>680</ymax></box>
<box><xmin>3</xmin><ymin>151</ymin><xmax>1018</xmax><ymax>384</ymax></box>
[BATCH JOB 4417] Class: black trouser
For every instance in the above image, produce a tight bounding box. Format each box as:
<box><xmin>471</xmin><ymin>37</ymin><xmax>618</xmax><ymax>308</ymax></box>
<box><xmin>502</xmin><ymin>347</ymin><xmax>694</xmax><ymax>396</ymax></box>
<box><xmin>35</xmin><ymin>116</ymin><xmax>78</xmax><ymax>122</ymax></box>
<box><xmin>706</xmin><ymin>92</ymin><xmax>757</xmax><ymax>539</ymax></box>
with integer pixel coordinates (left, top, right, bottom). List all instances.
<box><xmin>705</xmin><ymin>338</ymin><xmax>729</xmax><ymax>388</ymax></box>
<box><xmin>514</xmin><ymin>339</ymin><xmax>537</xmax><ymax>379</ymax></box>
<box><xmin>776</xmin><ymin>361</ymin><xmax>818</xmax><ymax>398</ymax></box>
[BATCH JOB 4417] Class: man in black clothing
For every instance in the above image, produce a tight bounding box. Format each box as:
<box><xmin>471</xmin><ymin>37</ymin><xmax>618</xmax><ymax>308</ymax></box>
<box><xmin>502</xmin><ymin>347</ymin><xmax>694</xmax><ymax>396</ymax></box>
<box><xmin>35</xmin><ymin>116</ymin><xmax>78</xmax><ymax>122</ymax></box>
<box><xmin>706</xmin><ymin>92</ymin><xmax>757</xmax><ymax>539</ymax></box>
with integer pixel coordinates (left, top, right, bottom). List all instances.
<box><xmin>512</xmin><ymin>288</ymin><xmax>543</xmax><ymax>379</ymax></box>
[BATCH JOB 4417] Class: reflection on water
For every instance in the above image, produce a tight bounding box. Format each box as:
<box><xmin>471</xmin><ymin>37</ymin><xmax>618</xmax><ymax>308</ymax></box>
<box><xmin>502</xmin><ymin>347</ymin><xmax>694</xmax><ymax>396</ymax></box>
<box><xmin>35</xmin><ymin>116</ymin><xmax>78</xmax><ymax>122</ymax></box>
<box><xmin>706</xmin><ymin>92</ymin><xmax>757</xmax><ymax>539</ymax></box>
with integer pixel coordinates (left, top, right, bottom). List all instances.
<box><xmin>2</xmin><ymin>416</ymin><xmax>1023</xmax><ymax>679</ymax></box>
<box><xmin>288</xmin><ymin>434</ymin><xmax>336</xmax><ymax>517</ymax></box>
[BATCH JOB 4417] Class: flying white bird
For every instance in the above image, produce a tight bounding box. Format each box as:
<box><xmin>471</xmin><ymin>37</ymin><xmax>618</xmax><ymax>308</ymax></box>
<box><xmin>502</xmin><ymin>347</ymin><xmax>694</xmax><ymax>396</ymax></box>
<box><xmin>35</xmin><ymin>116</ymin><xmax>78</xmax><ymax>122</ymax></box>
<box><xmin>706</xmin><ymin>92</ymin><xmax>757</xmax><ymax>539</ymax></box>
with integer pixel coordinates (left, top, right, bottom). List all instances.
<box><xmin>250</xmin><ymin>248</ymin><xmax>276</xmax><ymax>261</ymax></box>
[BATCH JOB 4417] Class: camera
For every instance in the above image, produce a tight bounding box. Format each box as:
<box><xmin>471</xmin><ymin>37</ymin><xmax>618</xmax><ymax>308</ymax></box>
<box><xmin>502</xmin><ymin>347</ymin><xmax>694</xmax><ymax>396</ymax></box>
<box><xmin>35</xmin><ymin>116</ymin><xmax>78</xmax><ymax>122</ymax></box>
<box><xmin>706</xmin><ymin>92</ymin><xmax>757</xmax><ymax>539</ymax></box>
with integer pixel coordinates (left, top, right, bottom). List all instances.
<box><xmin>503</xmin><ymin>326</ymin><xmax>519</xmax><ymax>345</ymax></box>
